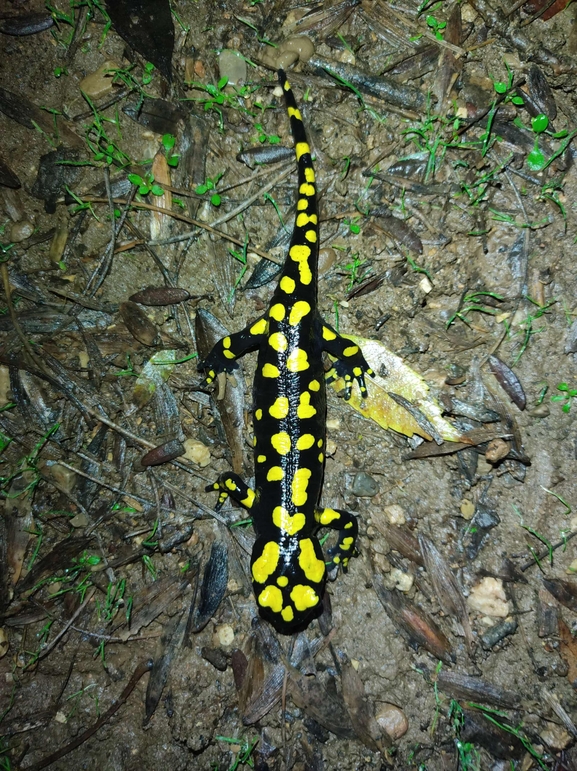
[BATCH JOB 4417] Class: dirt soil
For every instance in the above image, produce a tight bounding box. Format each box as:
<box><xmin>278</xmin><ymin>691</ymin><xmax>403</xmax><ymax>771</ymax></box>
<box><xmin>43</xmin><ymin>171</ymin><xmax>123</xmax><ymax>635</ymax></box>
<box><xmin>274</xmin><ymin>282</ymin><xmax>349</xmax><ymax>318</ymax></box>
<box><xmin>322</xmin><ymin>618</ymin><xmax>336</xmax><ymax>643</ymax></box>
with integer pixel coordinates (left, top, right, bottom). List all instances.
<box><xmin>1</xmin><ymin>0</ymin><xmax>577</xmax><ymax>769</ymax></box>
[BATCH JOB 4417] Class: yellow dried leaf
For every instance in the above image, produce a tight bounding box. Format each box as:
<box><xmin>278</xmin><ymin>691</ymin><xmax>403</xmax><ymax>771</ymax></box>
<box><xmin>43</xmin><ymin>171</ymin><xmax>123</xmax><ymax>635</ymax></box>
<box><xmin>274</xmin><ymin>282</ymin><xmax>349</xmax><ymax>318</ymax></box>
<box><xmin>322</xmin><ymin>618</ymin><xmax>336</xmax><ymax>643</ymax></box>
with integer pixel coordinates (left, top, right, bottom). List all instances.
<box><xmin>329</xmin><ymin>335</ymin><xmax>464</xmax><ymax>442</ymax></box>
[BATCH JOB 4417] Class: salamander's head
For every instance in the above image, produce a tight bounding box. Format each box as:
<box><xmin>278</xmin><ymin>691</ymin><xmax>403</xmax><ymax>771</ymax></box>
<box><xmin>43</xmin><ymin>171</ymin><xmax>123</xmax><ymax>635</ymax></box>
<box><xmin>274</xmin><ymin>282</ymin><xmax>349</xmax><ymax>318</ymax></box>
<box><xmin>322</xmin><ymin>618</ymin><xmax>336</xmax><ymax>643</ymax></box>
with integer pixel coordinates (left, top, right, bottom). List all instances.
<box><xmin>251</xmin><ymin>535</ymin><xmax>327</xmax><ymax>633</ymax></box>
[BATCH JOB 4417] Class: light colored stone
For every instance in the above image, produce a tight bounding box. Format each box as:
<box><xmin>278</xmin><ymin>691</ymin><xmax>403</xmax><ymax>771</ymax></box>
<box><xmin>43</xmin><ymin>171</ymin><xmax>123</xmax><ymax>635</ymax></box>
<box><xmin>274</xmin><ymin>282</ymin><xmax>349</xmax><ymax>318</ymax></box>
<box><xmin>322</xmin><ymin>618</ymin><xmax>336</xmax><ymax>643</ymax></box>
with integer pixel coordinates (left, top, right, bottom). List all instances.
<box><xmin>80</xmin><ymin>60</ymin><xmax>120</xmax><ymax>100</ymax></box>
<box><xmin>217</xmin><ymin>624</ymin><xmax>234</xmax><ymax>646</ymax></box>
<box><xmin>376</xmin><ymin>704</ymin><xmax>408</xmax><ymax>741</ymax></box>
<box><xmin>468</xmin><ymin>577</ymin><xmax>509</xmax><ymax>617</ymax></box>
<box><xmin>384</xmin><ymin>504</ymin><xmax>406</xmax><ymax>525</ymax></box>
<box><xmin>183</xmin><ymin>438</ymin><xmax>211</xmax><ymax>467</ymax></box>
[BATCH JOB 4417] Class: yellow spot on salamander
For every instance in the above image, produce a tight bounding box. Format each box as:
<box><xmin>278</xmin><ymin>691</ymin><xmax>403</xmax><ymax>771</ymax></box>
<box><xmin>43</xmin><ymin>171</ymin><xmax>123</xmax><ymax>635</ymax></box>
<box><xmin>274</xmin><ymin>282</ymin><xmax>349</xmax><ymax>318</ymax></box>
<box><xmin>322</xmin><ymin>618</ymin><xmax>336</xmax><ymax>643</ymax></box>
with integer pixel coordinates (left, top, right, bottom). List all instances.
<box><xmin>305</xmin><ymin>230</ymin><xmax>317</xmax><ymax>243</ymax></box>
<box><xmin>225</xmin><ymin>478</ymin><xmax>237</xmax><ymax>491</ymax></box>
<box><xmin>318</xmin><ymin>452</ymin><xmax>324</xmax><ymax>463</ymax></box>
<box><xmin>317</xmin><ymin>438</ymin><xmax>323</xmax><ymax>447</ymax></box>
<box><xmin>255</xmin><ymin>409</ymin><xmax>262</xmax><ymax>420</ymax></box>
<box><xmin>299</xmin><ymin>182</ymin><xmax>315</xmax><ymax>197</ymax></box>
<box><xmin>291</xmin><ymin>584</ymin><xmax>320</xmax><ymax>611</ymax></box>
<box><xmin>267</xmin><ymin>466</ymin><xmax>284</xmax><ymax>482</ymax></box>
<box><xmin>277</xmin><ymin>575</ymin><xmax>289</xmax><ymax>587</ymax></box>
<box><xmin>284</xmin><ymin>79</ymin><xmax>291</xmax><ymax>91</ymax></box>
<box><xmin>309</xmin><ymin>380</ymin><xmax>320</xmax><ymax>392</ymax></box>
<box><xmin>344</xmin><ymin>345</ymin><xmax>359</xmax><ymax>357</ymax></box>
<box><xmin>353</xmin><ymin>366</ymin><xmax>362</xmax><ymax>376</ymax></box>
<box><xmin>223</xmin><ymin>350</ymin><xmax>235</xmax><ymax>359</ymax></box>
<box><xmin>281</xmin><ymin>605</ymin><xmax>294</xmax><ymax>622</ymax></box>
<box><xmin>223</xmin><ymin>336</ymin><xmax>231</xmax><ymax>348</ymax></box>
<box><xmin>296</xmin><ymin>212</ymin><xmax>318</xmax><ymax>228</ymax></box>
<box><xmin>258</xmin><ymin>585</ymin><xmax>283</xmax><ymax>612</ymax></box>
<box><xmin>288</xmin><ymin>300</ymin><xmax>311</xmax><ymax>326</ymax></box>
<box><xmin>297</xmin><ymin>198</ymin><xmax>308</xmax><ymax>211</ymax></box>
<box><xmin>296</xmin><ymin>434</ymin><xmax>315</xmax><ymax>451</ymax></box>
<box><xmin>297</xmin><ymin>391</ymin><xmax>316</xmax><ymax>419</ymax></box>
<box><xmin>292</xmin><ymin>467</ymin><xmax>311</xmax><ymax>506</ymax></box>
<box><xmin>262</xmin><ymin>363</ymin><xmax>280</xmax><ymax>378</ymax></box>
<box><xmin>286</xmin><ymin>347</ymin><xmax>309</xmax><ymax>372</ymax></box>
<box><xmin>322</xmin><ymin>326</ymin><xmax>336</xmax><ymax>341</ymax></box>
<box><xmin>252</xmin><ymin>541</ymin><xmax>279</xmax><ymax>583</ymax></box>
<box><xmin>280</xmin><ymin>276</ymin><xmax>296</xmax><ymax>294</ymax></box>
<box><xmin>257</xmin><ymin>454</ymin><xmax>267</xmax><ymax>463</ymax></box>
<box><xmin>269</xmin><ymin>331</ymin><xmax>288</xmax><ymax>352</ymax></box>
<box><xmin>250</xmin><ymin>318</ymin><xmax>268</xmax><ymax>335</ymax></box>
<box><xmin>241</xmin><ymin>488</ymin><xmax>255</xmax><ymax>508</ymax></box>
<box><xmin>269</xmin><ymin>303</ymin><xmax>285</xmax><ymax>321</ymax></box>
<box><xmin>273</xmin><ymin>506</ymin><xmax>306</xmax><ymax>535</ymax></box>
<box><xmin>345</xmin><ymin>521</ymin><xmax>354</xmax><ymax>529</ymax></box>
<box><xmin>269</xmin><ymin>396</ymin><xmax>289</xmax><ymax>419</ymax></box>
<box><xmin>319</xmin><ymin>507</ymin><xmax>340</xmax><ymax>525</ymax></box>
<box><xmin>295</xmin><ymin>142</ymin><xmax>310</xmax><ymax>161</ymax></box>
<box><xmin>305</xmin><ymin>167</ymin><xmax>315</xmax><ymax>183</ymax></box>
<box><xmin>341</xmin><ymin>536</ymin><xmax>355</xmax><ymax>549</ymax></box>
<box><xmin>298</xmin><ymin>539</ymin><xmax>326</xmax><ymax>583</ymax></box>
<box><xmin>271</xmin><ymin>432</ymin><xmax>291</xmax><ymax>455</ymax></box>
<box><xmin>288</xmin><ymin>106</ymin><xmax>302</xmax><ymax>121</ymax></box>
<box><xmin>253</xmin><ymin>436</ymin><xmax>257</xmax><ymax>446</ymax></box>
<box><xmin>289</xmin><ymin>243</ymin><xmax>312</xmax><ymax>285</ymax></box>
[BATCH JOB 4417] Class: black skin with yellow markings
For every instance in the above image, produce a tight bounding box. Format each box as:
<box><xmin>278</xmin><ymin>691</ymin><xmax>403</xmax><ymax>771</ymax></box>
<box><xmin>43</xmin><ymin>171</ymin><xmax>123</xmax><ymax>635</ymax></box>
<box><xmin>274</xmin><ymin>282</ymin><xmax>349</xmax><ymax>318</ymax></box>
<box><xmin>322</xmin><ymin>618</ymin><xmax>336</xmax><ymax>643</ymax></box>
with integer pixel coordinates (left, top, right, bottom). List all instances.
<box><xmin>200</xmin><ymin>69</ymin><xmax>373</xmax><ymax>634</ymax></box>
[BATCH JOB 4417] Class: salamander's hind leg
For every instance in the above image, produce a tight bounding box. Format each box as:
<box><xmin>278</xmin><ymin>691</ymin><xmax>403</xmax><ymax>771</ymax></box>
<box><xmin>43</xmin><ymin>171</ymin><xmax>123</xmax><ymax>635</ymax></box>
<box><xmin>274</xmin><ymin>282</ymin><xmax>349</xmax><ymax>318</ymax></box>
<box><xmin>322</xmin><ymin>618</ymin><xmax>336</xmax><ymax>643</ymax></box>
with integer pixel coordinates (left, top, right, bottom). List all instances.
<box><xmin>320</xmin><ymin>321</ymin><xmax>374</xmax><ymax>399</ymax></box>
<box><xmin>198</xmin><ymin>316</ymin><xmax>268</xmax><ymax>385</ymax></box>
<box><xmin>206</xmin><ymin>472</ymin><xmax>256</xmax><ymax>511</ymax></box>
<box><xmin>315</xmin><ymin>506</ymin><xmax>359</xmax><ymax>572</ymax></box>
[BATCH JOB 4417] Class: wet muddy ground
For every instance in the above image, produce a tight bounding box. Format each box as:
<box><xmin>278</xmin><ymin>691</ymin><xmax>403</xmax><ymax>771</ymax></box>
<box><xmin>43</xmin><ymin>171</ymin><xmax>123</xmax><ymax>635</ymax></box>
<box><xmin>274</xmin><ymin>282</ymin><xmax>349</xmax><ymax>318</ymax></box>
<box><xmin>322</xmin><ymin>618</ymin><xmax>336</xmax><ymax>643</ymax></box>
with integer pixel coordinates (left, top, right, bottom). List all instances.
<box><xmin>1</xmin><ymin>0</ymin><xmax>577</xmax><ymax>769</ymax></box>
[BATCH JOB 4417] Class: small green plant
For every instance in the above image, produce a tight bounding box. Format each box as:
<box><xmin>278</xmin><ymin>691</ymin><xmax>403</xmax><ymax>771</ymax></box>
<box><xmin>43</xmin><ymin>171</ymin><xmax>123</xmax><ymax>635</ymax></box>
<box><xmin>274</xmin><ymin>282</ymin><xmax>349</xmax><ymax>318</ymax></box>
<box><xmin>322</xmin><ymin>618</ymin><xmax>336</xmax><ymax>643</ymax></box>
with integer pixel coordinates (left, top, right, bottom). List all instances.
<box><xmin>343</xmin><ymin>253</ymin><xmax>367</xmax><ymax>290</ymax></box>
<box><xmin>426</xmin><ymin>15</ymin><xmax>446</xmax><ymax>39</ymax></box>
<box><xmin>446</xmin><ymin>290</ymin><xmax>504</xmax><ymax>328</ymax></box>
<box><xmin>162</xmin><ymin>133</ymin><xmax>179</xmax><ymax>167</ymax></box>
<box><xmin>142</xmin><ymin>554</ymin><xmax>157</xmax><ymax>579</ymax></box>
<box><xmin>551</xmin><ymin>382</ymin><xmax>577</xmax><ymax>413</ymax></box>
<box><xmin>215</xmin><ymin>735</ymin><xmax>259</xmax><ymax>771</ymax></box>
<box><xmin>511</xmin><ymin>298</ymin><xmax>555</xmax><ymax>364</ymax></box>
<box><xmin>185</xmin><ymin>77</ymin><xmax>258</xmax><ymax>132</ymax></box>
<box><xmin>53</xmin><ymin>66</ymin><xmax>68</xmax><ymax>78</ymax></box>
<box><xmin>252</xmin><ymin>123</ymin><xmax>280</xmax><ymax>144</ymax></box>
<box><xmin>526</xmin><ymin>113</ymin><xmax>550</xmax><ymax>171</ymax></box>
<box><xmin>449</xmin><ymin>701</ymin><xmax>481</xmax><ymax>770</ymax></box>
<box><xmin>228</xmin><ymin>235</ymin><xmax>250</xmax><ymax>300</ymax></box>
<box><xmin>128</xmin><ymin>172</ymin><xmax>165</xmax><ymax>197</ymax></box>
<box><xmin>513</xmin><ymin>504</ymin><xmax>553</xmax><ymax>568</ymax></box>
<box><xmin>195</xmin><ymin>173</ymin><xmax>224</xmax><ymax>206</ymax></box>
<box><xmin>343</xmin><ymin>216</ymin><xmax>361</xmax><ymax>235</ymax></box>
<box><xmin>115</xmin><ymin>353</ymin><xmax>138</xmax><ymax>377</ymax></box>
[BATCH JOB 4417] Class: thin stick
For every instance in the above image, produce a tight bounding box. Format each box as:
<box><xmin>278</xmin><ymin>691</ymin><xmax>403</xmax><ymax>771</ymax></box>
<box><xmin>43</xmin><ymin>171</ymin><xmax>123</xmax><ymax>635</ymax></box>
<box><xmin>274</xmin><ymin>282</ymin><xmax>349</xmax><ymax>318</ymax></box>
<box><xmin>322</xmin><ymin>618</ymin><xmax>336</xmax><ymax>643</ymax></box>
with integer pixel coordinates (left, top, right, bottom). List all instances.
<box><xmin>23</xmin><ymin>659</ymin><xmax>153</xmax><ymax>771</ymax></box>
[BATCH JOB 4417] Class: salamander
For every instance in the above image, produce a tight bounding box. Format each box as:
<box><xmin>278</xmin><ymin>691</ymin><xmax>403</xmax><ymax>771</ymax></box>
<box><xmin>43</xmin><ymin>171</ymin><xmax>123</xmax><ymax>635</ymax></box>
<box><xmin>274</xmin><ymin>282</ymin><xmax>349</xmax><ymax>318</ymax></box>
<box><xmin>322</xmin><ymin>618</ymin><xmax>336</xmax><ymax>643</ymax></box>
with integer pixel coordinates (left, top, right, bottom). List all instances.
<box><xmin>200</xmin><ymin>69</ymin><xmax>373</xmax><ymax>634</ymax></box>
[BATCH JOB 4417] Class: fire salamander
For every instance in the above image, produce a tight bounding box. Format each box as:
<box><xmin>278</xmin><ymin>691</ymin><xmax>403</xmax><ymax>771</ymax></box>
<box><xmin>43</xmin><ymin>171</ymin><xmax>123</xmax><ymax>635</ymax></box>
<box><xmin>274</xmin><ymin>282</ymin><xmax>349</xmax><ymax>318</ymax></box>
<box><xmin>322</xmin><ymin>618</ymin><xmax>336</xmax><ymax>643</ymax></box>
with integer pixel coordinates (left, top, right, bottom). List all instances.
<box><xmin>200</xmin><ymin>69</ymin><xmax>373</xmax><ymax>634</ymax></box>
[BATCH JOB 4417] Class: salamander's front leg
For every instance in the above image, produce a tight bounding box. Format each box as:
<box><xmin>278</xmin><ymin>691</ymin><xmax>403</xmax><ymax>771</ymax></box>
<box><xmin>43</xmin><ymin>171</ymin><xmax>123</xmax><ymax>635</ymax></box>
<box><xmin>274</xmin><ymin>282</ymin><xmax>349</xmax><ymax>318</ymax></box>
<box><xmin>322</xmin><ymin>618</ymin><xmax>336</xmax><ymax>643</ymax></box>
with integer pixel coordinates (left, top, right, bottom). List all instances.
<box><xmin>320</xmin><ymin>321</ymin><xmax>374</xmax><ymax>399</ymax></box>
<box><xmin>198</xmin><ymin>316</ymin><xmax>268</xmax><ymax>385</ymax></box>
<box><xmin>315</xmin><ymin>506</ymin><xmax>359</xmax><ymax>571</ymax></box>
<box><xmin>206</xmin><ymin>472</ymin><xmax>256</xmax><ymax>511</ymax></box>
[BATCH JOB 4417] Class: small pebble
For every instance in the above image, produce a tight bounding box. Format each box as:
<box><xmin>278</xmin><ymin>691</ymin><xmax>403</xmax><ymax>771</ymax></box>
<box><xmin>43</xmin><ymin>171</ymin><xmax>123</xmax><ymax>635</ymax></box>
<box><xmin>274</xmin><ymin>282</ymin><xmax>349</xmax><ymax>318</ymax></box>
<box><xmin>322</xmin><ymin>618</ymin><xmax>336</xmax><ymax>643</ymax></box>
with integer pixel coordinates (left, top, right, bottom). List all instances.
<box><xmin>0</xmin><ymin>366</ymin><xmax>10</xmax><ymax>406</ymax></box>
<box><xmin>384</xmin><ymin>504</ymin><xmax>406</xmax><ymax>526</ymax></box>
<box><xmin>0</xmin><ymin>628</ymin><xmax>8</xmax><ymax>658</ymax></box>
<box><xmin>351</xmin><ymin>471</ymin><xmax>379</xmax><ymax>497</ymax></box>
<box><xmin>218</xmin><ymin>50</ymin><xmax>247</xmax><ymax>87</ymax></box>
<box><xmin>70</xmin><ymin>512</ymin><xmax>89</xmax><ymax>528</ymax></box>
<box><xmin>376</xmin><ymin>704</ymin><xmax>408</xmax><ymax>741</ymax></box>
<box><xmin>216</xmin><ymin>624</ymin><xmax>235</xmax><ymax>646</ymax></box>
<box><xmin>183</xmin><ymin>438</ymin><xmax>211</xmax><ymax>467</ymax></box>
<box><xmin>468</xmin><ymin>577</ymin><xmax>510</xmax><ymax>617</ymax></box>
<box><xmin>388</xmin><ymin>568</ymin><xmax>413</xmax><ymax>593</ymax></box>
<box><xmin>80</xmin><ymin>60</ymin><xmax>120</xmax><ymax>100</ymax></box>
<box><xmin>460</xmin><ymin>499</ymin><xmax>475</xmax><ymax>520</ymax></box>
<box><xmin>480</xmin><ymin>617</ymin><xmax>517</xmax><ymax>649</ymax></box>
<box><xmin>485</xmin><ymin>438</ymin><xmax>510</xmax><ymax>463</ymax></box>
<box><xmin>6</xmin><ymin>219</ymin><xmax>34</xmax><ymax>242</ymax></box>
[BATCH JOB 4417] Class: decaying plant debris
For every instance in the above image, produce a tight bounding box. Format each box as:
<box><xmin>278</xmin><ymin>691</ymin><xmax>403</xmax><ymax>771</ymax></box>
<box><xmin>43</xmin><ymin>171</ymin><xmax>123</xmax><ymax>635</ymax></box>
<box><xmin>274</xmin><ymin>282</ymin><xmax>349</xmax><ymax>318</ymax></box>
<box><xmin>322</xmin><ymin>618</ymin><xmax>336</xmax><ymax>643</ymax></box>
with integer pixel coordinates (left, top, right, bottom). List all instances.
<box><xmin>1</xmin><ymin>0</ymin><xmax>577</xmax><ymax>768</ymax></box>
